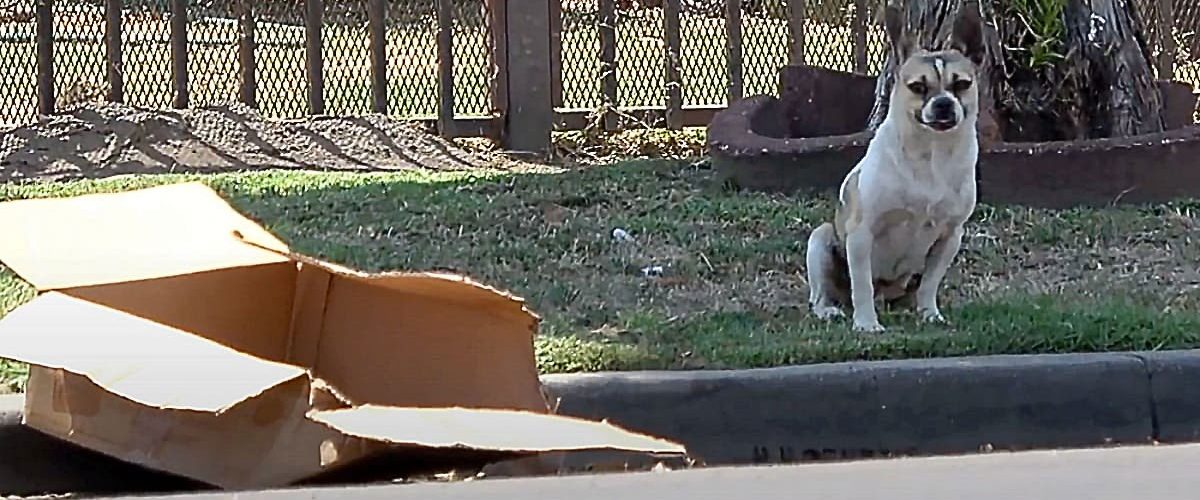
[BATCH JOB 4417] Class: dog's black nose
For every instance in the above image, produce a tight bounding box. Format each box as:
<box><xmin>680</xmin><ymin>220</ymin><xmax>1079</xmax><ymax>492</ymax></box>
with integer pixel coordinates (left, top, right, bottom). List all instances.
<box><xmin>931</xmin><ymin>96</ymin><xmax>956</xmax><ymax>119</ymax></box>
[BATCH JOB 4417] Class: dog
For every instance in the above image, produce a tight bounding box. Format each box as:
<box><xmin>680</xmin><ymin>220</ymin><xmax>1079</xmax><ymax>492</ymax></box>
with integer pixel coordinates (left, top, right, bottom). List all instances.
<box><xmin>805</xmin><ymin>3</ymin><xmax>985</xmax><ymax>332</ymax></box>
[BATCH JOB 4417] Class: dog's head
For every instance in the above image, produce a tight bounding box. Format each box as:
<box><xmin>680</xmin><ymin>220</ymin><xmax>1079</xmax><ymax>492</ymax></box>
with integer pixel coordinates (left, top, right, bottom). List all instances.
<box><xmin>884</xmin><ymin>3</ymin><xmax>985</xmax><ymax>133</ymax></box>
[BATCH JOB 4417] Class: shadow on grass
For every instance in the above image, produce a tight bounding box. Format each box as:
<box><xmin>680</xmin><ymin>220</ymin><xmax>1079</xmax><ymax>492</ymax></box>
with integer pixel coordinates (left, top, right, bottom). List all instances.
<box><xmin>1</xmin><ymin>161</ymin><xmax>1199</xmax><ymax>381</ymax></box>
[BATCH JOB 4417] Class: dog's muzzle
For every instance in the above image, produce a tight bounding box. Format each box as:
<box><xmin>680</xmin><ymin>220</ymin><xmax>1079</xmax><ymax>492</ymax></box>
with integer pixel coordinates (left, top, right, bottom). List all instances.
<box><xmin>920</xmin><ymin>95</ymin><xmax>960</xmax><ymax>132</ymax></box>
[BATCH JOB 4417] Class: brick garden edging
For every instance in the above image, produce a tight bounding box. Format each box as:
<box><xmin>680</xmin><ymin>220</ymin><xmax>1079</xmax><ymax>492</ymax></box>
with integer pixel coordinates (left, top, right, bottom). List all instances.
<box><xmin>709</xmin><ymin>66</ymin><xmax>1200</xmax><ymax>209</ymax></box>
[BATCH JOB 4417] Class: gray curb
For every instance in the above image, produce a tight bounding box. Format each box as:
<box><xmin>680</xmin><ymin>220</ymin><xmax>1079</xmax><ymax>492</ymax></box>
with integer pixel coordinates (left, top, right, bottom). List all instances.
<box><xmin>5</xmin><ymin>350</ymin><xmax>1200</xmax><ymax>496</ymax></box>
<box><xmin>542</xmin><ymin>352</ymin><xmax>1168</xmax><ymax>464</ymax></box>
<box><xmin>0</xmin><ymin>396</ymin><xmax>208</xmax><ymax>497</ymax></box>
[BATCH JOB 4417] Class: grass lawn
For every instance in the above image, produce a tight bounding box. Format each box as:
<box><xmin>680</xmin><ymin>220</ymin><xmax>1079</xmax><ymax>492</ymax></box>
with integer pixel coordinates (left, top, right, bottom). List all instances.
<box><xmin>1</xmin><ymin>160</ymin><xmax>1199</xmax><ymax>392</ymax></box>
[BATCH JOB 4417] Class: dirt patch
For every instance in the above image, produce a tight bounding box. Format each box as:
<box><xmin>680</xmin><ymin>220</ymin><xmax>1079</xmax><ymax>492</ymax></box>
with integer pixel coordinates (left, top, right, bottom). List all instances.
<box><xmin>0</xmin><ymin>102</ymin><xmax>512</xmax><ymax>182</ymax></box>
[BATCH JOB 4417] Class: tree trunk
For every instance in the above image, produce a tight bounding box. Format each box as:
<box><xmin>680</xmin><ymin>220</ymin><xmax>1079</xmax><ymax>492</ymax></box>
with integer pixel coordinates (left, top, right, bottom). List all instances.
<box><xmin>1061</xmin><ymin>0</ymin><xmax>1166</xmax><ymax>137</ymax></box>
<box><xmin>868</xmin><ymin>0</ymin><xmax>1165</xmax><ymax>142</ymax></box>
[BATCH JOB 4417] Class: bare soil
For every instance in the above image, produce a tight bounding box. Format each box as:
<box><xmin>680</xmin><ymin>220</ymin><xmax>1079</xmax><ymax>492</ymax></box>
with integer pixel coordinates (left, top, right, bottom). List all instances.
<box><xmin>0</xmin><ymin>102</ymin><xmax>510</xmax><ymax>182</ymax></box>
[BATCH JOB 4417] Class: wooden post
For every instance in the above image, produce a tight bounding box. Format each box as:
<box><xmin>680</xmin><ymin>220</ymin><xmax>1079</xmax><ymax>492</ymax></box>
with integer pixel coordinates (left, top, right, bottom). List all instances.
<box><xmin>368</xmin><ymin>0</ymin><xmax>388</xmax><ymax>114</ymax></box>
<box><xmin>664</xmin><ymin>0</ymin><xmax>683</xmax><ymax>129</ymax></box>
<box><xmin>787</xmin><ymin>0</ymin><xmax>805</xmax><ymax>65</ymax></box>
<box><xmin>852</xmin><ymin>0</ymin><xmax>867</xmax><ymax>73</ymax></box>
<box><xmin>436</xmin><ymin>0</ymin><xmax>455</xmax><ymax>135</ymax></box>
<box><xmin>170</xmin><ymin>0</ymin><xmax>188</xmax><ymax>109</ymax></box>
<box><xmin>35</xmin><ymin>0</ymin><xmax>55</xmax><ymax>115</ymax></box>
<box><xmin>599</xmin><ymin>0</ymin><xmax>618</xmax><ymax>130</ymax></box>
<box><xmin>725</xmin><ymin>0</ymin><xmax>743</xmax><ymax>103</ymax></box>
<box><xmin>488</xmin><ymin>0</ymin><xmax>510</xmax><ymax>135</ymax></box>
<box><xmin>239</xmin><ymin>0</ymin><xmax>257</xmax><ymax>107</ymax></box>
<box><xmin>104</xmin><ymin>0</ymin><xmax>123</xmax><ymax>103</ymax></box>
<box><xmin>305</xmin><ymin>0</ymin><xmax>325</xmax><ymax>115</ymax></box>
<box><xmin>549</xmin><ymin>0</ymin><xmax>563</xmax><ymax>108</ymax></box>
<box><xmin>1157</xmin><ymin>0</ymin><xmax>1175</xmax><ymax>79</ymax></box>
<box><xmin>502</xmin><ymin>0</ymin><xmax>553</xmax><ymax>154</ymax></box>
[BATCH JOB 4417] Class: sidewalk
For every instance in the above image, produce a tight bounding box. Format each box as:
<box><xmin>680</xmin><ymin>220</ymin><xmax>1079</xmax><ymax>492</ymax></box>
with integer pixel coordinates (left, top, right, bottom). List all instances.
<box><xmin>121</xmin><ymin>444</ymin><xmax>1200</xmax><ymax>500</ymax></box>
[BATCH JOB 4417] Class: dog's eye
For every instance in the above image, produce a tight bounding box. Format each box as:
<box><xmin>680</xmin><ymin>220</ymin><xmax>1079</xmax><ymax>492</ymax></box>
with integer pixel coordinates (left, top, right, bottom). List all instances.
<box><xmin>951</xmin><ymin>79</ymin><xmax>973</xmax><ymax>93</ymax></box>
<box><xmin>906</xmin><ymin>81</ymin><xmax>927</xmax><ymax>95</ymax></box>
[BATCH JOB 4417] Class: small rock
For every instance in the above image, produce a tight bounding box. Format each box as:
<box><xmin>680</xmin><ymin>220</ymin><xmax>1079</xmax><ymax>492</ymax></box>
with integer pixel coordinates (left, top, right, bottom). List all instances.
<box><xmin>641</xmin><ymin>265</ymin><xmax>665</xmax><ymax>277</ymax></box>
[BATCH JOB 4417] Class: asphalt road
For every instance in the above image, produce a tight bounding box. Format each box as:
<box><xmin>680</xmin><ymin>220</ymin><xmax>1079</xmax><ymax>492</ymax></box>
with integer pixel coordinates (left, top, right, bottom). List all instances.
<box><xmin>123</xmin><ymin>443</ymin><xmax>1200</xmax><ymax>500</ymax></box>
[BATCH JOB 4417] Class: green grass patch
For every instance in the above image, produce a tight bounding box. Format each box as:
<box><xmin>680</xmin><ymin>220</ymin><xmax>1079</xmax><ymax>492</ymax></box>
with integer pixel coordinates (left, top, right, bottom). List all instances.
<box><xmin>0</xmin><ymin>161</ymin><xmax>1198</xmax><ymax>391</ymax></box>
<box><xmin>0</xmin><ymin>270</ymin><xmax>33</xmax><ymax>393</ymax></box>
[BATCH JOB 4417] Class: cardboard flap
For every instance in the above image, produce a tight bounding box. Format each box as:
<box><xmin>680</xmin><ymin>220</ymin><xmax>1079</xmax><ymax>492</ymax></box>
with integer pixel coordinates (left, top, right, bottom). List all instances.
<box><xmin>0</xmin><ymin>182</ymin><xmax>291</xmax><ymax>290</ymax></box>
<box><xmin>291</xmin><ymin>254</ymin><xmax>539</xmax><ymax>323</ymax></box>
<box><xmin>0</xmin><ymin>292</ymin><xmax>306</xmax><ymax>412</ymax></box>
<box><xmin>308</xmin><ymin>406</ymin><xmax>687</xmax><ymax>454</ymax></box>
<box><xmin>296</xmin><ymin>267</ymin><xmax>548</xmax><ymax>412</ymax></box>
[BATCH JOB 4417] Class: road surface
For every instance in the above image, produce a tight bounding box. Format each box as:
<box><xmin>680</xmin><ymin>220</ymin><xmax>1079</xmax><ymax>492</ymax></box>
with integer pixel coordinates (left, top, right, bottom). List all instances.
<box><xmin>126</xmin><ymin>443</ymin><xmax>1200</xmax><ymax>500</ymax></box>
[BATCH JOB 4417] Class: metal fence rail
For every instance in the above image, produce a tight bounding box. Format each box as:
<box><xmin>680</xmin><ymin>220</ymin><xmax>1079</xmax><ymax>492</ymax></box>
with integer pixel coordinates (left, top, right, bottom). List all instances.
<box><xmin>4</xmin><ymin>0</ymin><xmax>1199</xmax><ymax>145</ymax></box>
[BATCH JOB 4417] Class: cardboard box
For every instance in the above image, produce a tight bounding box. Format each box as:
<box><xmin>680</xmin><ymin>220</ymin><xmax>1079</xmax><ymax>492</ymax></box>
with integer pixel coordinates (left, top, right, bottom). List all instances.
<box><xmin>0</xmin><ymin>183</ymin><xmax>685</xmax><ymax>489</ymax></box>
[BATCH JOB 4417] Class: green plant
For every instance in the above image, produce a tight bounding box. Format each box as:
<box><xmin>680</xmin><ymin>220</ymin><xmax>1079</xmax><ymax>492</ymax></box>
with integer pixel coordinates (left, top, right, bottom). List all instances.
<box><xmin>1003</xmin><ymin>0</ymin><xmax>1068</xmax><ymax>70</ymax></box>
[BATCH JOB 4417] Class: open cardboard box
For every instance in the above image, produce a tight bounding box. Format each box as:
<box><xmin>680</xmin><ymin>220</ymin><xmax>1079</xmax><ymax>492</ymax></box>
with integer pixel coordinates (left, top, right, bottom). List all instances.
<box><xmin>0</xmin><ymin>183</ymin><xmax>686</xmax><ymax>489</ymax></box>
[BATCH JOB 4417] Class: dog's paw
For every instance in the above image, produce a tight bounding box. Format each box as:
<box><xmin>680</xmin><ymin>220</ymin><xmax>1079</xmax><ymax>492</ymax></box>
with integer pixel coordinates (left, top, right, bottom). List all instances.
<box><xmin>812</xmin><ymin>304</ymin><xmax>845</xmax><ymax>321</ymax></box>
<box><xmin>919</xmin><ymin>308</ymin><xmax>946</xmax><ymax>324</ymax></box>
<box><xmin>853</xmin><ymin>320</ymin><xmax>886</xmax><ymax>333</ymax></box>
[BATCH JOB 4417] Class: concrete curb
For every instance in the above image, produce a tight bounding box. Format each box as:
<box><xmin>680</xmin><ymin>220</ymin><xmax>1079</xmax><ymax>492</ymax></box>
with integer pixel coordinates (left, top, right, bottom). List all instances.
<box><xmin>542</xmin><ymin>351</ymin><xmax>1188</xmax><ymax>465</ymax></box>
<box><xmin>0</xmin><ymin>395</ymin><xmax>207</xmax><ymax>497</ymax></box>
<box><xmin>5</xmin><ymin>350</ymin><xmax>1200</xmax><ymax>496</ymax></box>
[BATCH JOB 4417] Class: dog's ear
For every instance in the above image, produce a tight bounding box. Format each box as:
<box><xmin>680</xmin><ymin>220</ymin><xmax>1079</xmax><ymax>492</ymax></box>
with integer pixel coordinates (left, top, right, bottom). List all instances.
<box><xmin>950</xmin><ymin>1</ymin><xmax>986</xmax><ymax>65</ymax></box>
<box><xmin>884</xmin><ymin>3</ymin><xmax>914</xmax><ymax>62</ymax></box>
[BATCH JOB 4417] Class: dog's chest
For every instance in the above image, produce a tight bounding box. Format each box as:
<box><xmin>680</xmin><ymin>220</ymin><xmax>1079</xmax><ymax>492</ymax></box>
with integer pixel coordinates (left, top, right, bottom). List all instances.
<box><xmin>870</xmin><ymin>185</ymin><xmax>970</xmax><ymax>281</ymax></box>
<box><xmin>898</xmin><ymin>183</ymin><xmax>971</xmax><ymax>221</ymax></box>
<box><xmin>888</xmin><ymin>148</ymin><xmax>976</xmax><ymax>222</ymax></box>
<box><xmin>851</xmin><ymin>119</ymin><xmax>977</xmax><ymax>281</ymax></box>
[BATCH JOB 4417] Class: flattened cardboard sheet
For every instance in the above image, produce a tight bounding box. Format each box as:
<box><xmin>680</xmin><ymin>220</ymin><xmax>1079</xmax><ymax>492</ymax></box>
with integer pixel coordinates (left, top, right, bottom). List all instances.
<box><xmin>64</xmin><ymin>262</ymin><xmax>299</xmax><ymax>363</ymax></box>
<box><xmin>0</xmin><ymin>182</ymin><xmax>290</xmax><ymax>291</ymax></box>
<box><xmin>0</xmin><ymin>183</ymin><xmax>689</xmax><ymax>488</ymax></box>
<box><xmin>309</xmin><ymin>406</ymin><xmax>686</xmax><ymax>454</ymax></box>
<box><xmin>21</xmin><ymin>366</ymin><xmax>333</xmax><ymax>490</ymax></box>
<box><xmin>220</xmin><ymin>246</ymin><xmax>549</xmax><ymax>412</ymax></box>
<box><xmin>0</xmin><ymin>292</ymin><xmax>305</xmax><ymax>413</ymax></box>
<box><xmin>308</xmin><ymin>269</ymin><xmax>548</xmax><ymax>412</ymax></box>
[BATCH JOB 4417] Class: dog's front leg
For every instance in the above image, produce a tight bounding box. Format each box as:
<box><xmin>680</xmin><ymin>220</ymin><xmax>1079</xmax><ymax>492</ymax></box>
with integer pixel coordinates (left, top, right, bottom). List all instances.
<box><xmin>915</xmin><ymin>225</ymin><xmax>965</xmax><ymax>323</ymax></box>
<box><xmin>844</xmin><ymin>227</ymin><xmax>883</xmax><ymax>332</ymax></box>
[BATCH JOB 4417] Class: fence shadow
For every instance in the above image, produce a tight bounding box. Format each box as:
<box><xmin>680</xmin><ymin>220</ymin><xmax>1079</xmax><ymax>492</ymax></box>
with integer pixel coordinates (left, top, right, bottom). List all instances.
<box><xmin>0</xmin><ymin>104</ymin><xmax>494</xmax><ymax>183</ymax></box>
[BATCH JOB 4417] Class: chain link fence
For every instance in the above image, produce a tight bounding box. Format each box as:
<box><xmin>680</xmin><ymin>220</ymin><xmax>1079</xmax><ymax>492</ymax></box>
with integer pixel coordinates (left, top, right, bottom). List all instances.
<box><xmin>679</xmin><ymin>2</ymin><xmax>728</xmax><ymax>106</ymax></box>
<box><xmin>1173</xmin><ymin>0</ymin><xmax>1200</xmax><ymax>92</ymax></box>
<box><xmin>2</xmin><ymin>0</ymin><xmax>1198</xmax><ymax>127</ymax></box>
<box><xmin>3</xmin><ymin>0</ymin><xmax>495</xmax><ymax>124</ymax></box>
<box><xmin>53</xmin><ymin>2</ymin><xmax>105</xmax><ymax>109</ymax></box>
<box><xmin>558</xmin><ymin>0</ymin><xmax>602</xmax><ymax>109</ymax></box>
<box><xmin>323</xmin><ymin>0</ymin><xmax>369</xmax><ymax>116</ymax></box>
<box><xmin>737</xmin><ymin>1</ymin><xmax>787</xmax><ymax>99</ymax></box>
<box><xmin>120</xmin><ymin>2</ymin><xmax>170</xmax><ymax>109</ymax></box>
<box><xmin>0</xmin><ymin>2</ymin><xmax>36</xmax><ymax>124</ymax></box>
<box><xmin>188</xmin><ymin>2</ymin><xmax>239</xmax><ymax>107</ymax></box>
<box><xmin>251</xmin><ymin>0</ymin><xmax>305</xmax><ymax>117</ymax></box>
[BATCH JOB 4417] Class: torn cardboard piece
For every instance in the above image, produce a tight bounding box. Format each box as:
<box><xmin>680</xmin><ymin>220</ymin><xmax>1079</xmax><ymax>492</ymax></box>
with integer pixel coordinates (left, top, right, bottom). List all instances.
<box><xmin>0</xmin><ymin>182</ymin><xmax>687</xmax><ymax>489</ymax></box>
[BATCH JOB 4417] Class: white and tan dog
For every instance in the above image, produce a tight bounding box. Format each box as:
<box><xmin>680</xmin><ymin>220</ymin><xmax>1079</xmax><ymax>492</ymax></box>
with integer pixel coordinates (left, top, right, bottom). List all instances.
<box><xmin>806</xmin><ymin>4</ymin><xmax>985</xmax><ymax>332</ymax></box>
